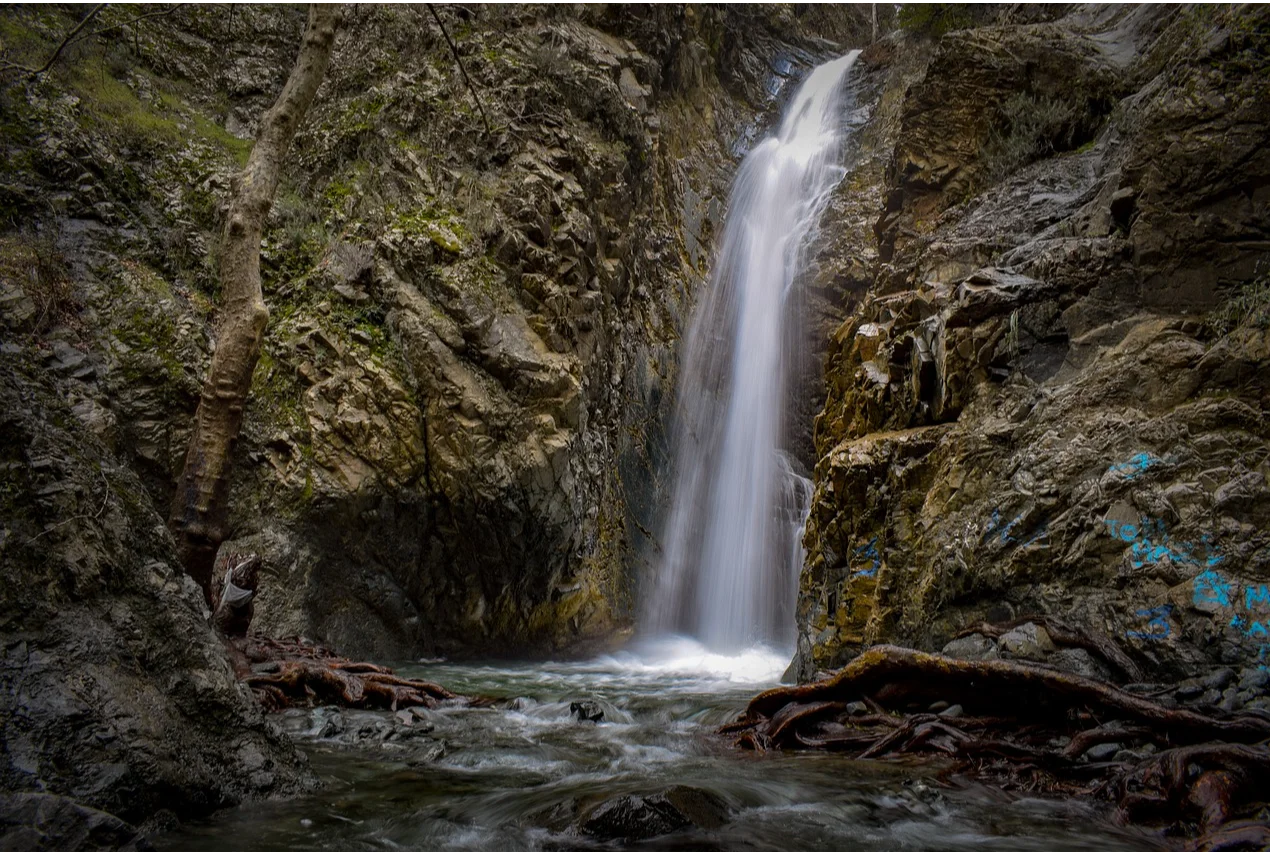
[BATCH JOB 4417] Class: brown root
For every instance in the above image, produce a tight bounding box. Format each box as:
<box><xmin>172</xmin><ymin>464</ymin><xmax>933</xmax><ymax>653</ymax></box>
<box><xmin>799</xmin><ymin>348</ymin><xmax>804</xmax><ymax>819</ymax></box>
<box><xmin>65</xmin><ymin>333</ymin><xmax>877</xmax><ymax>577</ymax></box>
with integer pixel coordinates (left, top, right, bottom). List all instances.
<box><xmin>724</xmin><ymin>645</ymin><xmax>1270</xmax><ymax>844</ymax></box>
<box><xmin>237</xmin><ymin>634</ymin><xmax>463</xmax><ymax>712</ymax></box>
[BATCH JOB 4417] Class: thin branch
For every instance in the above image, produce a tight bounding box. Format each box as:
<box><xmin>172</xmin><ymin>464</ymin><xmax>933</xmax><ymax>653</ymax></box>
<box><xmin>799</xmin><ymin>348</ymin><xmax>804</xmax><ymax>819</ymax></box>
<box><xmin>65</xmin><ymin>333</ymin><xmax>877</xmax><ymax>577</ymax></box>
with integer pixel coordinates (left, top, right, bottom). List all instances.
<box><xmin>5</xmin><ymin>4</ymin><xmax>105</xmax><ymax>78</ymax></box>
<box><xmin>30</xmin><ymin>466</ymin><xmax>112</xmax><ymax>542</ymax></box>
<box><xmin>2</xmin><ymin>4</ymin><xmax>185</xmax><ymax>80</ymax></box>
<box><xmin>424</xmin><ymin>4</ymin><xmax>492</xmax><ymax>136</ymax></box>
<box><xmin>72</xmin><ymin>4</ymin><xmax>186</xmax><ymax>47</ymax></box>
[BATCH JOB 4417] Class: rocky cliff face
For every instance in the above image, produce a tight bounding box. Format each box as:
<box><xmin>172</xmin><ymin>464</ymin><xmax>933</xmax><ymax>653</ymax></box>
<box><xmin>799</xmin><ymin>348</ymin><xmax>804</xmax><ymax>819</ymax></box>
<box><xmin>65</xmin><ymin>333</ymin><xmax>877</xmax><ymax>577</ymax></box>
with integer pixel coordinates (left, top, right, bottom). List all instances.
<box><xmin>0</xmin><ymin>354</ymin><xmax>313</xmax><ymax>836</ymax></box>
<box><xmin>793</xmin><ymin>5</ymin><xmax>1270</xmax><ymax>682</ymax></box>
<box><xmin>0</xmin><ymin>5</ymin><xmax>862</xmax><ymax>663</ymax></box>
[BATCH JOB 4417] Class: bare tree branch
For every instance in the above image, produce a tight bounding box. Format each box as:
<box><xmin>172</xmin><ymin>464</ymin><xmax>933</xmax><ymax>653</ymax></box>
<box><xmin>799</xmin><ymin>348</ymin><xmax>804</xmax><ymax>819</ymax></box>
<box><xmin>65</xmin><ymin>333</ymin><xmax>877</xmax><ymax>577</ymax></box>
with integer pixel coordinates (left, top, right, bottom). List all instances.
<box><xmin>425</xmin><ymin>4</ymin><xmax>492</xmax><ymax>136</ymax></box>
<box><xmin>1</xmin><ymin>4</ymin><xmax>105</xmax><ymax>78</ymax></box>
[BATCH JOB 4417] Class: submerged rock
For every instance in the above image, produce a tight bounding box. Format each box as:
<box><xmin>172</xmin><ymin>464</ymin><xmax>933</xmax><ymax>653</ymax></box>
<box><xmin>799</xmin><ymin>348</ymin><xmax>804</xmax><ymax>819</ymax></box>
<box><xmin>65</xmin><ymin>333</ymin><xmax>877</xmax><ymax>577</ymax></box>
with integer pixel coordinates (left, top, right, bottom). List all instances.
<box><xmin>579</xmin><ymin>786</ymin><xmax>730</xmax><ymax>842</ymax></box>
<box><xmin>569</xmin><ymin>700</ymin><xmax>605</xmax><ymax>723</ymax></box>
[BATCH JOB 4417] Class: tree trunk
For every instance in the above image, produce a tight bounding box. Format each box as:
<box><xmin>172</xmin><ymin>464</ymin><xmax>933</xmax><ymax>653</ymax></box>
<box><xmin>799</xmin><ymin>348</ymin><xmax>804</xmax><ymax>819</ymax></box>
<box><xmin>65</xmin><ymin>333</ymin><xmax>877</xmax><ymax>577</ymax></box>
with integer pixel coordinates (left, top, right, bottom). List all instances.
<box><xmin>170</xmin><ymin>5</ymin><xmax>341</xmax><ymax>599</ymax></box>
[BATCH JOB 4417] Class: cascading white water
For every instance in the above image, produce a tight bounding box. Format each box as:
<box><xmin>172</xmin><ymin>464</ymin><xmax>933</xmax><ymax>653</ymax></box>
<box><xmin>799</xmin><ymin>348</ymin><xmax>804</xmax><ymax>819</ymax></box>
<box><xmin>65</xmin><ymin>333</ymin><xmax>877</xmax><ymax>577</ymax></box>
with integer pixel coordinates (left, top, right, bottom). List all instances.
<box><xmin>647</xmin><ymin>52</ymin><xmax>860</xmax><ymax>653</ymax></box>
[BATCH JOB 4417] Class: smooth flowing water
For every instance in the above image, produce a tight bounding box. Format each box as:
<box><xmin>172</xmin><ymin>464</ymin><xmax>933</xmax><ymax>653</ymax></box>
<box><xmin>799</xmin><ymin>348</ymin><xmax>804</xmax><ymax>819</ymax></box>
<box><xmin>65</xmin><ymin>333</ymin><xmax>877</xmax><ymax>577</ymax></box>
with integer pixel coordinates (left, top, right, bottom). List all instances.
<box><xmin>161</xmin><ymin>642</ymin><xmax>1162</xmax><ymax>851</ymax></box>
<box><xmin>647</xmin><ymin>54</ymin><xmax>860</xmax><ymax>652</ymax></box>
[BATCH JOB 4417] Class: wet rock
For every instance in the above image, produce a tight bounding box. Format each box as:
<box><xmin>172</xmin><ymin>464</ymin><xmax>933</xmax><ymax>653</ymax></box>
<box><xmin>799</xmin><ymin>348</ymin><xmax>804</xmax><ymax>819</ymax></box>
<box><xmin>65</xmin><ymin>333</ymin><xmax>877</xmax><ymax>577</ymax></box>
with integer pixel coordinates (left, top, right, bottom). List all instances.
<box><xmin>1085</xmin><ymin>742</ymin><xmax>1122</xmax><ymax>762</ymax></box>
<box><xmin>1174</xmin><ymin>681</ymin><xmax>1205</xmax><ymax>700</ymax></box>
<box><xmin>0</xmin><ymin>359</ymin><xmax>309</xmax><ymax>829</ymax></box>
<box><xmin>997</xmin><ymin>623</ymin><xmax>1056</xmax><ymax>662</ymax></box>
<box><xmin>0</xmin><ymin>792</ymin><xmax>151</xmax><ymax>851</ymax></box>
<box><xmin>1219</xmin><ymin>687</ymin><xmax>1244</xmax><ymax>714</ymax></box>
<box><xmin>1198</xmin><ymin>689</ymin><xmax>1223</xmax><ymax>708</ymax></box>
<box><xmin>579</xmin><ymin>786</ymin><xmax>729</xmax><ymax>842</ymax></box>
<box><xmin>941</xmin><ymin>634</ymin><xmax>1000</xmax><ymax>661</ymax></box>
<box><xmin>1049</xmin><ymin>648</ymin><xmax>1113</xmax><ymax>682</ymax></box>
<box><xmin>570</xmin><ymin>700</ymin><xmax>605</xmax><ymax>723</ymax></box>
<box><xmin>1239</xmin><ymin>668</ymin><xmax>1270</xmax><ymax>694</ymax></box>
<box><xmin>1246</xmin><ymin>697</ymin><xmax>1270</xmax><ymax>714</ymax></box>
<box><xmin>938</xmin><ymin>704</ymin><xmax>965</xmax><ymax>719</ymax></box>
<box><xmin>928</xmin><ymin>700</ymin><xmax>950</xmax><ymax>713</ymax></box>
<box><xmin>845</xmin><ymin>701</ymin><xmax>868</xmax><ymax>716</ymax></box>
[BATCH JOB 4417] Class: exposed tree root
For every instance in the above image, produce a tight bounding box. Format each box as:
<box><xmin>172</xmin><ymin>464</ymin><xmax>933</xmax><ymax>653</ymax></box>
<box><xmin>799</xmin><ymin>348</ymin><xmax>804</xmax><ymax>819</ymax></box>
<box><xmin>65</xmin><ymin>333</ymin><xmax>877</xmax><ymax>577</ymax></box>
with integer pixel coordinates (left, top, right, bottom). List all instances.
<box><xmin>724</xmin><ymin>645</ymin><xmax>1270</xmax><ymax>846</ymax></box>
<box><xmin>235</xmin><ymin>634</ymin><xmax>459</xmax><ymax>712</ymax></box>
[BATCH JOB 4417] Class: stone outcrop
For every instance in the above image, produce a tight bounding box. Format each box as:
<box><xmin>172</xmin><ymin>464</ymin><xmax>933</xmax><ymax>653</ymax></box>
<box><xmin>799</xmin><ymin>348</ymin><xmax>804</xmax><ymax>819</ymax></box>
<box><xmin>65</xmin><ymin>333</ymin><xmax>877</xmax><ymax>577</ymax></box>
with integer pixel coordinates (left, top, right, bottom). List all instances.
<box><xmin>793</xmin><ymin>5</ymin><xmax>1270</xmax><ymax>680</ymax></box>
<box><xmin>0</xmin><ymin>355</ymin><xmax>311</xmax><ymax>837</ymax></box>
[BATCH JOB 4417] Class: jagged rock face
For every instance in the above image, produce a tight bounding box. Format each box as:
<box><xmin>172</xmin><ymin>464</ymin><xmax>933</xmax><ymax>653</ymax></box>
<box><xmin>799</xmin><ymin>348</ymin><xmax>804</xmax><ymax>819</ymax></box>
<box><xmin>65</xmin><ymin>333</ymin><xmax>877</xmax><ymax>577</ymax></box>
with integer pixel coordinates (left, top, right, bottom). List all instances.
<box><xmin>0</xmin><ymin>357</ymin><xmax>311</xmax><ymax>831</ymax></box>
<box><xmin>794</xmin><ymin>5</ymin><xmax>1270</xmax><ymax>680</ymax></box>
<box><xmin>0</xmin><ymin>5</ymin><xmax>852</xmax><ymax>666</ymax></box>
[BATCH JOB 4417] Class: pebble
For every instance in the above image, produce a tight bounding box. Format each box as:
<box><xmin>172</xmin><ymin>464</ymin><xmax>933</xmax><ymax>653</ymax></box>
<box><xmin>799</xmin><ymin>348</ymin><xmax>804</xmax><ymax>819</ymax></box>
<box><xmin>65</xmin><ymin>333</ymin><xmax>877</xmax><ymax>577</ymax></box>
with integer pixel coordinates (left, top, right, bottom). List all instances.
<box><xmin>1219</xmin><ymin>687</ymin><xmax>1244</xmax><ymax>714</ymax></box>
<box><xmin>1085</xmin><ymin>742</ymin><xmax>1121</xmax><ymax>762</ymax></box>
<box><xmin>1203</xmin><ymin>668</ymin><xmax>1237</xmax><ymax>691</ymax></box>
<box><xmin>938</xmin><ymin>704</ymin><xmax>964</xmax><ymax>719</ymax></box>
<box><xmin>928</xmin><ymin>701</ymin><xmax>950</xmax><ymax>713</ymax></box>
<box><xmin>1174</xmin><ymin>681</ymin><xmax>1204</xmax><ymax>700</ymax></box>
<box><xmin>1239</xmin><ymin>668</ymin><xmax>1270</xmax><ymax>694</ymax></box>
<box><xmin>845</xmin><ymin>701</ymin><xmax>868</xmax><ymax>716</ymax></box>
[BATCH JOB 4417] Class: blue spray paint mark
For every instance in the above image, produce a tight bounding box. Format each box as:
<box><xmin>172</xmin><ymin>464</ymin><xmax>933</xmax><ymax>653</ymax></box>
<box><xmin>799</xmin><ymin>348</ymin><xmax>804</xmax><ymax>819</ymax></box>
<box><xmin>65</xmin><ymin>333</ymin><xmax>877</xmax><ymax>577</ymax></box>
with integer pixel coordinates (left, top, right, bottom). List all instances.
<box><xmin>984</xmin><ymin>509</ymin><xmax>1046</xmax><ymax>547</ymax></box>
<box><xmin>1246</xmin><ymin>584</ymin><xmax>1270</xmax><ymax>612</ymax></box>
<box><xmin>1021</xmin><ymin>521</ymin><xmax>1050</xmax><ymax>548</ymax></box>
<box><xmin>1104</xmin><ymin>517</ymin><xmax>1224</xmax><ymax>571</ymax></box>
<box><xmin>1126</xmin><ymin>604</ymin><xmax>1173</xmax><ymax>640</ymax></box>
<box><xmin>852</xmin><ymin>538</ymin><xmax>880</xmax><ymax>578</ymax></box>
<box><xmin>1107</xmin><ymin>452</ymin><xmax>1162</xmax><ymax>480</ymax></box>
<box><xmin>1187</xmin><ymin>568</ymin><xmax>1270</xmax><ymax>670</ymax></box>
<box><xmin>1194</xmin><ymin>569</ymin><xmax>1234</xmax><ymax>608</ymax></box>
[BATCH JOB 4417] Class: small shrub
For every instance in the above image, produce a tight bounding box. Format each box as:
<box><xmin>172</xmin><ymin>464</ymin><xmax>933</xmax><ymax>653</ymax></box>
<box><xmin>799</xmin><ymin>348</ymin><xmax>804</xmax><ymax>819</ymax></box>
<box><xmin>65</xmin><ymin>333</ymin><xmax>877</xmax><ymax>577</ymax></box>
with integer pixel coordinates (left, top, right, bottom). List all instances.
<box><xmin>1207</xmin><ymin>264</ymin><xmax>1270</xmax><ymax>337</ymax></box>
<box><xmin>896</xmin><ymin>4</ymin><xmax>975</xmax><ymax>39</ymax></box>
<box><xmin>982</xmin><ymin>91</ymin><xmax>1080</xmax><ymax>181</ymax></box>
<box><xmin>0</xmin><ymin>232</ymin><xmax>78</xmax><ymax>334</ymax></box>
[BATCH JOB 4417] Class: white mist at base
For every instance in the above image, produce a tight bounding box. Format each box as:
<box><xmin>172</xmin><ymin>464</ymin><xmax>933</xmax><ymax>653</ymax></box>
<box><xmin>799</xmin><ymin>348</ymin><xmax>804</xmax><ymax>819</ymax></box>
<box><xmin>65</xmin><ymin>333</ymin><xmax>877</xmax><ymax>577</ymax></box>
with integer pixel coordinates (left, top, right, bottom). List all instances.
<box><xmin>646</xmin><ymin>52</ymin><xmax>861</xmax><ymax>655</ymax></box>
<box><xmin>600</xmin><ymin>636</ymin><xmax>792</xmax><ymax>684</ymax></box>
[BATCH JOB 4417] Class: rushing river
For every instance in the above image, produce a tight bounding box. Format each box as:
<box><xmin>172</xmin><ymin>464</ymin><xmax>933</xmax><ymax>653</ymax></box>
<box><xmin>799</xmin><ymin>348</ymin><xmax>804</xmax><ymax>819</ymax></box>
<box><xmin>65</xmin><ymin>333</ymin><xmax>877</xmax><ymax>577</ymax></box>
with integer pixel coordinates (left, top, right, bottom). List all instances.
<box><xmin>161</xmin><ymin>639</ymin><xmax>1162</xmax><ymax>851</ymax></box>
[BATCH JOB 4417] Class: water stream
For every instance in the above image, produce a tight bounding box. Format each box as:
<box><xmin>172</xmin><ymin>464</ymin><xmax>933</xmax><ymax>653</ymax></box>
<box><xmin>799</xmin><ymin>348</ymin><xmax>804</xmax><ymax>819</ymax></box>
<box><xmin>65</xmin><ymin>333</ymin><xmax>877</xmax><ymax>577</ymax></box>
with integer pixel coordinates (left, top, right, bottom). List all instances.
<box><xmin>161</xmin><ymin>642</ymin><xmax>1160</xmax><ymax>851</ymax></box>
<box><xmin>647</xmin><ymin>53</ymin><xmax>859</xmax><ymax>652</ymax></box>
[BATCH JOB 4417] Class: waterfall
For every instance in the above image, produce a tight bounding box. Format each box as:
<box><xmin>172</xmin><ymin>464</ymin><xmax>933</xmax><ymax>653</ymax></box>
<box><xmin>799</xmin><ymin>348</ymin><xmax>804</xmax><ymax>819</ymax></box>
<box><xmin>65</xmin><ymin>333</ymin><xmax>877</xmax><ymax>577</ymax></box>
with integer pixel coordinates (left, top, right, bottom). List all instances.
<box><xmin>647</xmin><ymin>52</ymin><xmax>860</xmax><ymax>653</ymax></box>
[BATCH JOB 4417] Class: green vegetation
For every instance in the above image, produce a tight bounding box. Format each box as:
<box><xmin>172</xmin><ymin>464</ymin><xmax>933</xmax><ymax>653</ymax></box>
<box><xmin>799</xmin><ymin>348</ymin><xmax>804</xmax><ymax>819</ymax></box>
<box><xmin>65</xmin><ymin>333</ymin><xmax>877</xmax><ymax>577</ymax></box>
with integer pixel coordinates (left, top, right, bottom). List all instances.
<box><xmin>896</xmin><ymin>4</ymin><xmax>975</xmax><ymax>39</ymax></box>
<box><xmin>393</xmin><ymin>205</ymin><xmax>469</xmax><ymax>253</ymax></box>
<box><xmin>982</xmin><ymin>92</ymin><xmax>1080</xmax><ymax>181</ymax></box>
<box><xmin>1207</xmin><ymin>264</ymin><xmax>1270</xmax><ymax>337</ymax></box>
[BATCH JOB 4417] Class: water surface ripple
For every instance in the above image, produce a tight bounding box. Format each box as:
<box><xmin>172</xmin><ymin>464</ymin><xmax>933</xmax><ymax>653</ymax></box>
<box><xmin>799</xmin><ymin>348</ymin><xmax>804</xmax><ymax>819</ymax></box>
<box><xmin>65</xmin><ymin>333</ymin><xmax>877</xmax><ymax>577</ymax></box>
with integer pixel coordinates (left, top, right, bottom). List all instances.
<box><xmin>161</xmin><ymin>640</ymin><xmax>1164</xmax><ymax>851</ymax></box>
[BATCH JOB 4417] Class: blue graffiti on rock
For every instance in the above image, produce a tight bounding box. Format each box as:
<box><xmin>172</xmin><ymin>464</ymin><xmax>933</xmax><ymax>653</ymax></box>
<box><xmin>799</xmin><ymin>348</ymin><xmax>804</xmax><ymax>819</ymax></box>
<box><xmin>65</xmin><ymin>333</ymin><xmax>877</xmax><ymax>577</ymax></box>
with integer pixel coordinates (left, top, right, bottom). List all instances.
<box><xmin>1186</xmin><ymin>571</ymin><xmax>1270</xmax><ymax>670</ymax></box>
<box><xmin>851</xmin><ymin>537</ymin><xmax>881</xmax><ymax>578</ymax></box>
<box><xmin>1107</xmin><ymin>452</ymin><xmax>1164</xmax><ymax>480</ymax></box>
<box><xmin>1126</xmin><ymin>604</ymin><xmax>1173</xmax><ymax>640</ymax></box>
<box><xmin>984</xmin><ymin>509</ymin><xmax>1048</xmax><ymax>548</ymax></box>
<box><xmin>1103</xmin><ymin>517</ymin><xmax>1223</xmax><ymax>571</ymax></box>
